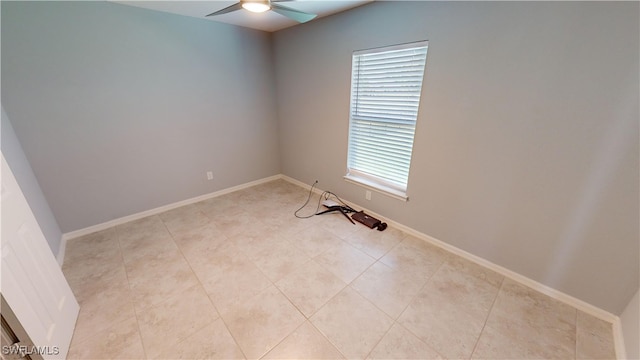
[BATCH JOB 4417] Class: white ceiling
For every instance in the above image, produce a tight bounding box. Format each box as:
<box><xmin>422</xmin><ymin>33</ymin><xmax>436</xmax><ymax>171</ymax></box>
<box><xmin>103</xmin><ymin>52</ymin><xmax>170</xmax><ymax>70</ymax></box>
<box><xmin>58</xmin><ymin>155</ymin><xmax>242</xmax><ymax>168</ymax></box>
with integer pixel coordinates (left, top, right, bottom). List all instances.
<box><xmin>113</xmin><ymin>1</ymin><xmax>373</xmax><ymax>32</ymax></box>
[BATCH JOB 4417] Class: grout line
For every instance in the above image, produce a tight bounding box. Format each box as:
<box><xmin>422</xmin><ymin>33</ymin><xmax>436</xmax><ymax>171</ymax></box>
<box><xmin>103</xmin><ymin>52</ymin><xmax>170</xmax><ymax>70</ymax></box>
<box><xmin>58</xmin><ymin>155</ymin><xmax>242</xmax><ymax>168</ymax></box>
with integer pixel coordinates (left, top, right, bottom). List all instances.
<box><xmin>469</xmin><ymin>275</ymin><xmax>505</xmax><ymax>358</ymax></box>
<box><xmin>362</xmin><ymin>318</ymin><xmax>394</xmax><ymax>360</ymax></box>
<box><xmin>262</xmin><ymin>285</ymin><xmax>310</xmax><ymax>358</ymax></box>
<box><xmin>388</xmin><ymin>258</ymin><xmax>449</xmax><ymax>359</ymax></box>
<box><xmin>114</xmin><ymin>225</ymin><xmax>150</xmax><ymax>360</ymax></box>
<box><xmin>62</xmin><ymin>174</ymin><xmax>284</xmax><ymax>241</ymax></box>
<box><xmin>206</xmin><ymin>296</ymin><xmax>249</xmax><ymax>360</ymax></box>
<box><xmin>305</xmin><ymin>319</ymin><xmax>349</xmax><ymax>360</ymax></box>
<box><xmin>373</xmin><ymin>236</ymin><xmax>451</xmax><ymax>324</ymax></box>
<box><xmin>160</xmin><ymin>206</ymin><xmax>251</xmax><ymax>360</ymax></box>
<box><xmin>65</xmin><ymin>177</ymin><xmax>616</xmax><ymax>360</ymax></box>
<box><xmin>280</xmin><ymin>175</ymin><xmax>619</xmax><ymax>325</ymax></box>
<box><xmin>141</xmin><ymin>211</ymin><xmax>232</xmax><ymax>357</ymax></box>
<box><xmin>259</xmin><ymin>319</ymin><xmax>308</xmax><ymax>359</ymax></box>
<box><xmin>195</xmin><ymin>188</ymin><xmax>314</xmax><ymax>359</ymax></box>
<box><xmin>271</xmin><ymin>257</ymin><xmax>321</xmax><ymax>320</ymax></box>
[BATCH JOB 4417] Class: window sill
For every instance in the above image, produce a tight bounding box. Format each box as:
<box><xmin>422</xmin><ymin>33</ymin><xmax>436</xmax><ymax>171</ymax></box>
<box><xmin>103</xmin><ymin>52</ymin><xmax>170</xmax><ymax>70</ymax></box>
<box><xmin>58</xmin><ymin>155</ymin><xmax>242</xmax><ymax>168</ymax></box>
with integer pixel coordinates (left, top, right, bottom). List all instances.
<box><xmin>343</xmin><ymin>174</ymin><xmax>409</xmax><ymax>202</ymax></box>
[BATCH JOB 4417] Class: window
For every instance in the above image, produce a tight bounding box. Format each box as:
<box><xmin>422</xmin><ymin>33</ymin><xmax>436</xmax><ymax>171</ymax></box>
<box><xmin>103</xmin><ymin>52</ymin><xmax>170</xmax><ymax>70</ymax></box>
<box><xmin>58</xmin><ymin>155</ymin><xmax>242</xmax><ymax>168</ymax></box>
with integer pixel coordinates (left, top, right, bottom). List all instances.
<box><xmin>345</xmin><ymin>41</ymin><xmax>429</xmax><ymax>200</ymax></box>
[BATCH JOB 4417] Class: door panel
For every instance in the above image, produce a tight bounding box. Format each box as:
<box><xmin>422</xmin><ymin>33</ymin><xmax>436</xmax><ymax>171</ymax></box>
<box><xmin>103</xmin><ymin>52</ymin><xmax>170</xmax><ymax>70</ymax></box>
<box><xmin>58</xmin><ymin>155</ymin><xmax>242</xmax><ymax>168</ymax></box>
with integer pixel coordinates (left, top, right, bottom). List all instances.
<box><xmin>1</xmin><ymin>154</ymin><xmax>79</xmax><ymax>359</ymax></box>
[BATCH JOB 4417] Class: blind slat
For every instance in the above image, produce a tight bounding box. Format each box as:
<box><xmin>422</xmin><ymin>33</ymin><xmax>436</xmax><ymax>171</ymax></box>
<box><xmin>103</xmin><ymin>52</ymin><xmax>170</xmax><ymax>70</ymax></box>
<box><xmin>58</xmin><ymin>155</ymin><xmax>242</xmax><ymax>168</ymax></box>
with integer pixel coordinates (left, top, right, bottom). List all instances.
<box><xmin>347</xmin><ymin>41</ymin><xmax>428</xmax><ymax>190</ymax></box>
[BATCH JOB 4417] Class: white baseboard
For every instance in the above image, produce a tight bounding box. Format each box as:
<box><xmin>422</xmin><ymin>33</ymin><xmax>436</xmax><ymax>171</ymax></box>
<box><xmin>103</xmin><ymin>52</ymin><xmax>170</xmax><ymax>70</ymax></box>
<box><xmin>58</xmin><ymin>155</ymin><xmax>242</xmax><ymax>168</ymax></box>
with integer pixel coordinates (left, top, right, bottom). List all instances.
<box><xmin>61</xmin><ymin>174</ymin><xmax>282</xmax><ymax>243</ymax></box>
<box><xmin>61</xmin><ymin>173</ymin><xmax>624</xmax><ymax>358</ymax></box>
<box><xmin>281</xmin><ymin>175</ymin><xmax>620</xmax><ymax>329</ymax></box>
<box><xmin>613</xmin><ymin>317</ymin><xmax>628</xmax><ymax>360</ymax></box>
<box><xmin>56</xmin><ymin>235</ymin><xmax>67</xmax><ymax>267</ymax></box>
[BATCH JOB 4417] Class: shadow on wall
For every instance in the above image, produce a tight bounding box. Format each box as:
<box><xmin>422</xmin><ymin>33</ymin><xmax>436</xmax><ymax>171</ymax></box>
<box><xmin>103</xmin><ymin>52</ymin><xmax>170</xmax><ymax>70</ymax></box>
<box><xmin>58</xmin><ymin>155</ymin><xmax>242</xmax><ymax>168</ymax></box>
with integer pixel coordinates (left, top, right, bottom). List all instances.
<box><xmin>543</xmin><ymin>75</ymin><xmax>639</xmax><ymax>310</ymax></box>
<box><xmin>1</xmin><ymin>106</ymin><xmax>63</xmax><ymax>257</ymax></box>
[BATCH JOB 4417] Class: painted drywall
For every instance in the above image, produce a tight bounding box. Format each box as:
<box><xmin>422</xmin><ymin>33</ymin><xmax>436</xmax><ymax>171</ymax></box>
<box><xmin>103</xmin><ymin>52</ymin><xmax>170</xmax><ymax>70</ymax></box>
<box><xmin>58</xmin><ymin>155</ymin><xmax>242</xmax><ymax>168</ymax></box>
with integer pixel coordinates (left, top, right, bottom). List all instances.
<box><xmin>1</xmin><ymin>107</ymin><xmax>63</xmax><ymax>256</ymax></box>
<box><xmin>621</xmin><ymin>289</ymin><xmax>639</xmax><ymax>359</ymax></box>
<box><xmin>273</xmin><ymin>1</ymin><xmax>639</xmax><ymax>314</ymax></box>
<box><xmin>1</xmin><ymin>1</ymin><xmax>280</xmax><ymax>232</ymax></box>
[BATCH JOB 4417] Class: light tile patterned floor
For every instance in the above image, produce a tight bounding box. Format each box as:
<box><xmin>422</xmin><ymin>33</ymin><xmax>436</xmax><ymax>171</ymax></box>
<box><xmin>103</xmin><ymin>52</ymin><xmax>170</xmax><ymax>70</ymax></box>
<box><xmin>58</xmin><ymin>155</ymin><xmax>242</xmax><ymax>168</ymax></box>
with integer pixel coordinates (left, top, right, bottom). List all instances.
<box><xmin>63</xmin><ymin>179</ymin><xmax>616</xmax><ymax>359</ymax></box>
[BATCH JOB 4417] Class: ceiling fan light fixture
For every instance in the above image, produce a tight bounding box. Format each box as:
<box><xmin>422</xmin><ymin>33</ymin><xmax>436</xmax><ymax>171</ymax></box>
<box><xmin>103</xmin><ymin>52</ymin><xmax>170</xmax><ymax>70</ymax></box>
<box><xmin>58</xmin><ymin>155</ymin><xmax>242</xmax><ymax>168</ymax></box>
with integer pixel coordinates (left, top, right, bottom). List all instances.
<box><xmin>242</xmin><ymin>1</ymin><xmax>271</xmax><ymax>13</ymax></box>
<box><xmin>206</xmin><ymin>0</ymin><xmax>317</xmax><ymax>24</ymax></box>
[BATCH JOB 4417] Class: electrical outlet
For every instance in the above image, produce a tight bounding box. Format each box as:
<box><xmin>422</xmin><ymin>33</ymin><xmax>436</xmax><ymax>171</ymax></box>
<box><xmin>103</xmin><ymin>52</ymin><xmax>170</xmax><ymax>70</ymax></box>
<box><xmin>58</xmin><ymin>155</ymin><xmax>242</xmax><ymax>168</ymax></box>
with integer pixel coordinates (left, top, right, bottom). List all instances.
<box><xmin>206</xmin><ymin>171</ymin><xmax>213</xmax><ymax>180</ymax></box>
<box><xmin>366</xmin><ymin>190</ymin><xmax>372</xmax><ymax>200</ymax></box>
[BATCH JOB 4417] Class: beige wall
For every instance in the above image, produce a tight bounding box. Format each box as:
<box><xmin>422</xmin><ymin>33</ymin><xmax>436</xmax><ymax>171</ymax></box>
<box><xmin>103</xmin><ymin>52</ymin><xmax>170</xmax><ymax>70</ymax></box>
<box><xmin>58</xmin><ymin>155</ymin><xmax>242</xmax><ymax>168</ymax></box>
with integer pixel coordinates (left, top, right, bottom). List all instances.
<box><xmin>2</xmin><ymin>0</ymin><xmax>637</xmax><ymax>315</ymax></box>
<box><xmin>621</xmin><ymin>289</ymin><xmax>639</xmax><ymax>359</ymax></box>
<box><xmin>273</xmin><ymin>1</ymin><xmax>639</xmax><ymax>314</ymax></box>
<box><xmin>1</xmin><ymin>1</ymin><xmax>281</xmax><ymax>232</ymax></box>
<box><xmin>2</xmin><ymin>107</ymin><xmax>63</xmax><ymax>255</ymax></box>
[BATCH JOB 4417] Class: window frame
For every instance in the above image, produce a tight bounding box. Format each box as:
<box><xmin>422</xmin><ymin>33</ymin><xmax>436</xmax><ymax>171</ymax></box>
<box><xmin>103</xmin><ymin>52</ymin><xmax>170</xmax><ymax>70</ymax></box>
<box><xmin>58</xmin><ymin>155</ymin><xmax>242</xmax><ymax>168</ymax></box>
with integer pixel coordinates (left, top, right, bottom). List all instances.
<box><xmin>344</xmin><ymin>40</ymin><xmax>429</xmax><ymax>201</ymax></box>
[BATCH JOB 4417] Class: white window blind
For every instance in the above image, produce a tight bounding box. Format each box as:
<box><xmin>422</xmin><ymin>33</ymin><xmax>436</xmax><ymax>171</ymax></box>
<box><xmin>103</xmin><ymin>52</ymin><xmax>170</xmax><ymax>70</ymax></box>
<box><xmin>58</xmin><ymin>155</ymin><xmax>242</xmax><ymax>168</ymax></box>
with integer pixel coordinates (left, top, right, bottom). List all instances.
<box><xmin>346</xmin><ymin>41</ymin><xmax>428</xmax><ymax>198</ymax></box>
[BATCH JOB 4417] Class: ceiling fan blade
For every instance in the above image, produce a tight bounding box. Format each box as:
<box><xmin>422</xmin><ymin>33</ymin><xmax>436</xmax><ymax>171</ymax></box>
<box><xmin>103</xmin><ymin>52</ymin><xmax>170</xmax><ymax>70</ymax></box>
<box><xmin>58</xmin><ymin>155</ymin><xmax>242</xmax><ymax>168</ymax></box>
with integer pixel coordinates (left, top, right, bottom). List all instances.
<box><xmin>271</xmin><ymin>3</ymin><xmax>317</xmax><ymax>23</ymax></box>
<box><xmin>206</xmin><ymin>2</ymin><xmax>242</xmax><ymax>17</ymax></box>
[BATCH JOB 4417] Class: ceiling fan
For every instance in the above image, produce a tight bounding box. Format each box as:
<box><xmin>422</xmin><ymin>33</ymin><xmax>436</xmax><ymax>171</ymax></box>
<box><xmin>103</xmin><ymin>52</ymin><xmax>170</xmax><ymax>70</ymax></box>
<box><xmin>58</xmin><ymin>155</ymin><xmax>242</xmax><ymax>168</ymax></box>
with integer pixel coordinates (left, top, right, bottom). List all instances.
<box><xmin>206</xmin><ymin>0</ymin><xmax>317</xmax><ymax>23</ymax></box>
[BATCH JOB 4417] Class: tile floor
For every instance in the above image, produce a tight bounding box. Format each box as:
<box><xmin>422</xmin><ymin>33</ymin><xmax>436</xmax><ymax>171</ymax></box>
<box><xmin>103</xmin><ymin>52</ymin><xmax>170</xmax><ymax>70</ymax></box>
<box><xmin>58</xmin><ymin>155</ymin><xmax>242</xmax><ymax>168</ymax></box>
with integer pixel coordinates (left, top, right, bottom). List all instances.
<box><xmin>62</xmin><ymin>179</ymin><xmax>616</xmax><ymax>359</ymax></box>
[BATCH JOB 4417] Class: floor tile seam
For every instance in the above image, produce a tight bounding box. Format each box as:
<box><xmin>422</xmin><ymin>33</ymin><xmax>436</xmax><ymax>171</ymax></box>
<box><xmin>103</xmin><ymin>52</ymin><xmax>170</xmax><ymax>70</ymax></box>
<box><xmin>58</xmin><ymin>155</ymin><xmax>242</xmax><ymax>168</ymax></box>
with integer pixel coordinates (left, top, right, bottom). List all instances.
<box><xmin>327</xmin><ymin>284</ymin><xmax>396</xmax><ymax>358</ymax></box>
<box><xmin>208</xmin><ymin>252</ymin><xmax>282</xmax><ymax>315</ymax></box>
<box><xmin>388</xmin><ymin>256</ymin><xmax>444</xmax><ymax>313</ymax></box>
<box><xmin>136</xmin><ymin>284</ymin><xmax>221</xmax><ymax>359</ymax></box>
<box><xmin>266</xmin><ymin>232</ymin><xmax>312</xmax><ymax>259</ymax></box>
<box><xmin>219</xmin><ymin>283</ymin><xmax>303</xmax><ymax>359</ymax></box>
<box><xmin>347</xmin><ymin>275</ymin><xmax>404</xmax><ymax>322</ymax></box>
<box><xmin>216</xmin><ymin>219</ymin><xmax>270</xmax><ymax>240</ymax></box>
<box><xmin>67</xmin><ymin>314</ymin><xmax>140</xmax><ymax>356</ymax></box>
<box><xmin>163</xmin><ymin>209</ymin><xmax>213</xmax><ymax>238</ymax></box>
<box><xmin>377</xmin><ymin>232</ymin><xmax>439</xmax><ymax>269</ymax></box>
<box><xmin>336</xmin><ymin>236</ymin><xmax>379</xmax><ymax>263</ymax></box>
<box><xmin>395</xmin><ymin>314</ymin><xmax>450</xmax><ymax>360</ymax></box>
<box><xmin>310</xmin><ymin>241</ymin><xmax>378</xmax><ymax>288</ymax></box>
<box><xmin>90</xmin><ymin>183</ymin><xmax>606</xmax><ymax>360</ymax></box>
<box><xmin>238</xmin><ymin>239</ymin><xmax>293</xmax><ymax>287</ymax></box>
<box><xmin>348</xmin><ymin>261</ymin><xmax>434</xmax><ymax>323</ymax></box>
<box><xmin>274</xmin><ymin>260</ymin><xmax>350</xmax><ymax>320</ymax></box>
<box><xmin>160</xmin><ymin>214</ymin><xmax>227</xmax><ymax>327</ymax></box>
<box><xmin>208</xmin><ymin>295</ymin><xmax>250</xmax><ymax>360</ymax></box>
<box><xmin>194</xmin><ymin>200</ymin><xmax>219</xmax><ymax>222</ymax></box>
<box><xmin>576</xmin><ymin>325</ymin><xmax>616</xmax><ymax>345</ymax></box>
<box><xmin>157</xmin><ymin>319</ymin><xmax>224</xmax><ymax>360</ymax></box>
<box><xmin>342</xmin><ymin>233</ymin><xmax>405</xmax><ymax>261</ymax></box>
<box><xmin>420</xmin><ymin>258</ymin><xmax>504</xmax><ymax>320</ymax></box>
<box><xmin>113</xmin><ymin>224</ymin><xmax>149</xmax><ymax>360</ymax></box>
<box><xmin>361</xmin><ymin>252</ymin><xmax>435</xmax><ymax>284</ymax></box>
<box><xmin>101</xmin><ymin>187</ymin><xmax>561</xmax><ymax>358</ymax></box>
<box><xmin>147</xmin><ymin>213</ymin><xmax>234</xmax><ymax>357</ymax></box>
<box><xmin>306</xmin><ymin>320</ymin><xmax>349</xmax><ymax>360</ymax></box>
<box><xmin>304</xmin><ymin>314</ymin><xmax>351</xmax><ymax>360</ymax></box>
<box><xmin>293</xmin><ymin>232</ymin><xmax>349</xmax><ymax>259</ymax></box>
<box><xmin>391</xmin><ymin>257</ymin><xmax>450</xmax><ymax>356</ymax></box>
<box><xmin>488</xmin><ymin>288</ymin><xmax>580</xmax><ymax>335</ymax></box>
<box><xmin>329</xmin><ymin>226</ymin><xmax>361</xmax><ymax>243</ymax></box>
<box><xmin>257</xmin><ymin>317</ymin><xmax>309</xmax><ymax>359</ymax></box>
<box><xmin>409</xmin><ymin>253</ymin><xmax>448</xmax><ymax>293</ymax></box>
<box><xmin>204</xmin><ymin>207</ymin><xmax>235</xmax><ymax>227</ymax></box>
<box><xmin>371</xmin><ymin>231</ymin><xmax>411</xmax><ymax>260</ymax></box>
<box><xmin>407</xmin><ymin>320</ymin><xmax>449</xmax><ymax>360</ymax></box>
<box><xmin>469</xmin><ymin>275</ymin><xmax>506</xmax><ymax>359</ymax></box>
<box><xmin>304</xmin><ymin>281</ymin><xmax>355</xmax><ymax>327</ymax></box>
<box><xmin>258</xmin><ymin>286</ymin><xmax>321</xmax><ymax>359</ymax></box>
<box><xmin>361</xmin><ymin>314</ymin><xmax>398</xmax><ymax>360</ymax></box>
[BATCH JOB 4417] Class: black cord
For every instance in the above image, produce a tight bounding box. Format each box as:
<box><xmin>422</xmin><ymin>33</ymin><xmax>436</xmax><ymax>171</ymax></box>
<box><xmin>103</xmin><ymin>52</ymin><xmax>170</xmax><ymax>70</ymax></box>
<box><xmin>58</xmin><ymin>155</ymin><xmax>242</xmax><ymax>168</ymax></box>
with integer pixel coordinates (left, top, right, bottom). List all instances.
<box><xmin>322</xmin><ymin>191</ymin><xmax>356</xmax><ymax>213</ymax></box>
<box><xmin>294</xmin><ymin>181</ymin><xmax>357</xmax><ymax>219</ymax></box>
<box><xmin>294</xmin><ymin>181</ymin><xmax>320</xmax><ymax>218</ymax></box>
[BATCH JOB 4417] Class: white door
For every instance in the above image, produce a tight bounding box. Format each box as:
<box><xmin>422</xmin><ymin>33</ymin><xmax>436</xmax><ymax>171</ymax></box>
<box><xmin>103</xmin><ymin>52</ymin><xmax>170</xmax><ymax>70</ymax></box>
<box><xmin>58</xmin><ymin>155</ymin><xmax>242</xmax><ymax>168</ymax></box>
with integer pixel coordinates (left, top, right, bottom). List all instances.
<box><xmin>0</xmin><ymin>154</ymin><xmax>79</xmax><ymax>360</ymax></box>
